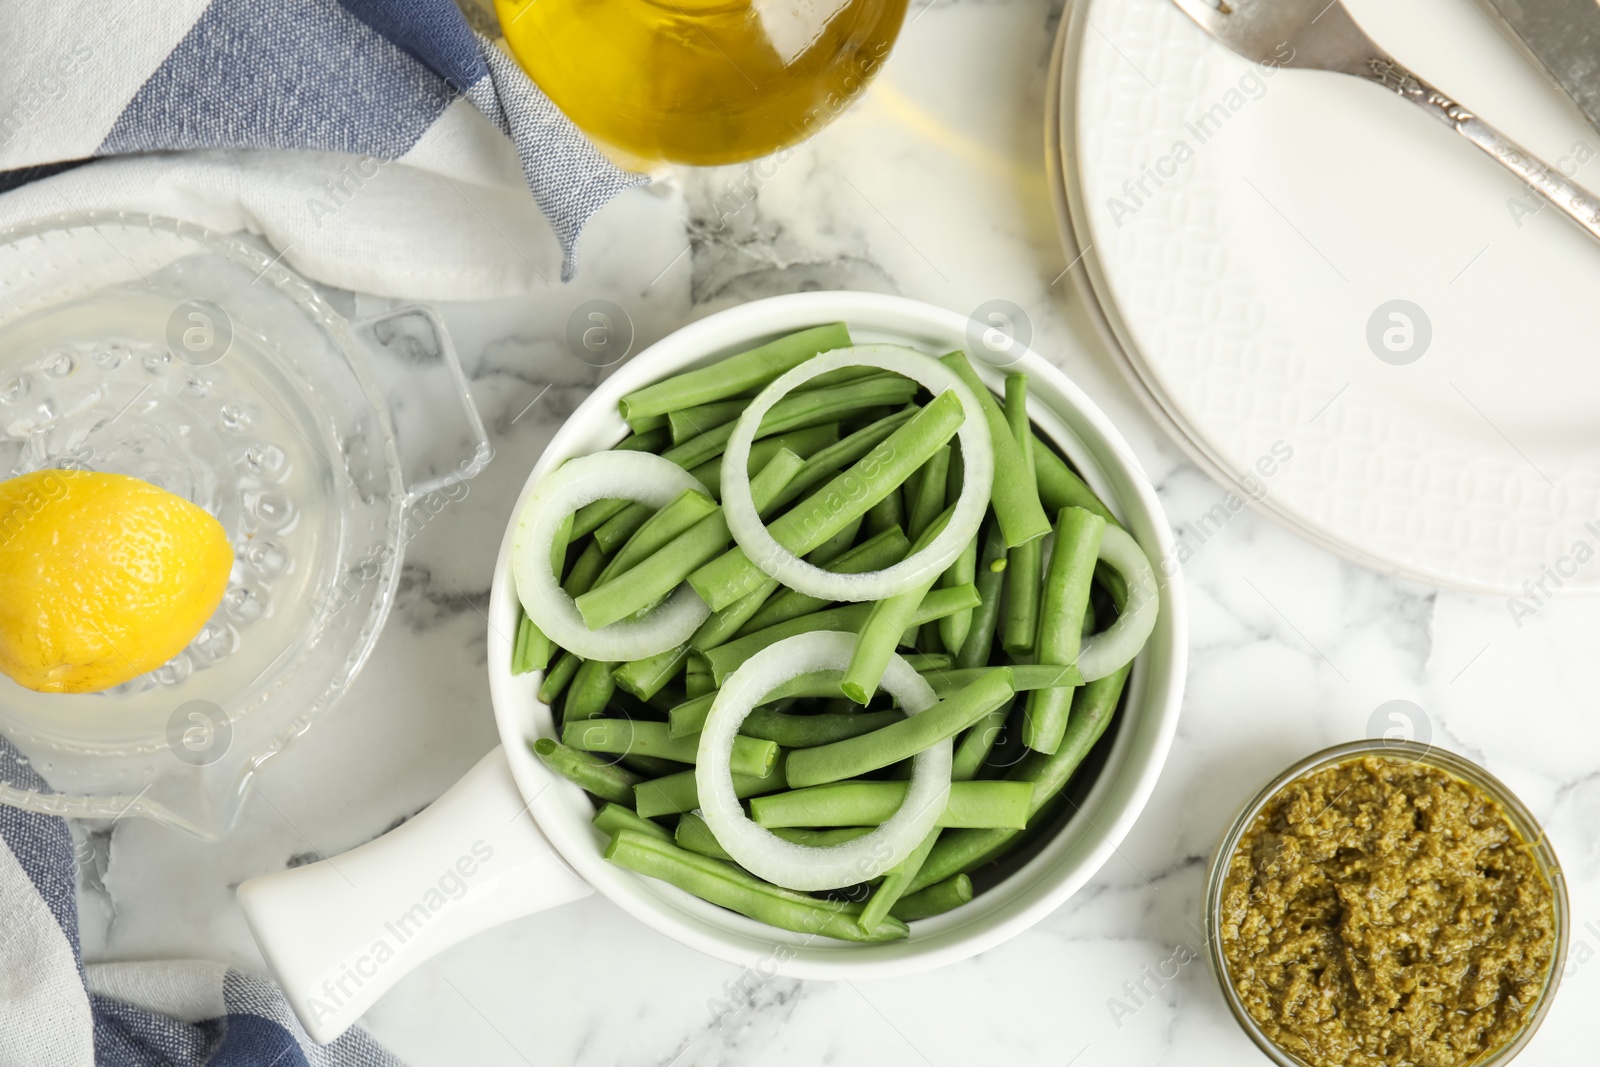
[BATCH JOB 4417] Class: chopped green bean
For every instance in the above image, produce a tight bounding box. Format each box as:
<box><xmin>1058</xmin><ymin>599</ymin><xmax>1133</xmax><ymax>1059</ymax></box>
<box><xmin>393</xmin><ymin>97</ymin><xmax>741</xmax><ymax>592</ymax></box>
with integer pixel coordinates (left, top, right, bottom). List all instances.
<box><xmin>864</xmin><ymin>486</ymin><xmax>903</xmax><ymax>537</ymax></box>
<box><xmin>1022</xmin><ymin>507</ymin><xmax>1105</xmax><ymax>754</ymax></box>
<box><xmin>615</xmin><ymin>426</ymin><xmax>672</xmax><ymax>452</ymax></box>
<box><xmin>531</xmin><ymin>738</ymin><xmax>640</xmax><ymax>805</ymax></box>
<box><xmin>595</xmin><ymin>486</ymin><xmax>719</xmax><ymax>559</ymax></box>
<box><xmin>604</xmin><ymin>829</ymin><xmax>908</xmax><ymax>942</ymax></box>
<box><xmin>890</xmin><ymin>874</ymin><xmax>972</xmax><ymax>921</ymax></box>
<box><xmin>906</xmin><ymin>445</ymin><xmax>951</xmax><ymax>543</ymax></box>
<box><xmin>1032</xmin><ymin>433</ymin><xmax>1120</xmax><ymax>528</ymax></box>
<box><xmin>612</xmin><ymin>643</ymin><xmax>690</xmax><ymax>701</ymax></box>
<box><xmin>539</xmin><ymin>651</ymin><xmax>581</xmax><ymax>704</ymax></box>
<box><xmin>618</xmin><ymin>323</ymin><xmax>851</xmax><ymax>423</ymax></box>
<box><xmin>1001</xmin><ymin>374</ymin><xmax>1043</xmax><ymax>656</ymax></box>
<box><xmin>841</xmin><ymin>508</ymin><xmax>953</xmax><ymax>704</ymax></box>
<box><xmin>940</xmin><ymin>352</ymin><xmax>1051</xmax><ymax>547</ymax></box>
<box><xmin>633</xmin><ymin>757</ymin><xmax>787</xmax><ymax>818</ymax></box>
<box><xmin>787</xmin><ymin>670</ymin><xmax>1014</xmax><ymax>788</ymax></box>
<box><xmin>563</xmin><ymin>719</ymin><xmax>778</xmax><ymax>777</ymax></box>
<box><xmin>592</xmin><ymin>802</ymin><xmax>672</xmax><ymax>843</ymax></box>
<box><xmin>564</xmin><ymin>659</ymin><xmax>616</xmax><ymax>722</ymax></box>
<box><xmin>923</xmin><ymin>664</ymin><xmax>1082</xmax><ymax>696</ymax></box>
<box><xmin>955</xmin><ymin>520</ymin><xmax>1007</xmax><ymax>669</ymax></box>
<box><xmin>669</xmin><ymin>399</ymin><xmax>746</xmax><ymax>445</ymax></box>
<box><xmin>749</xmin><ymin>779</ymin><xmax>1034</xmax><ymax>830</ymax></box>
<box><xmin>563</xmin><ymin>542</ymin><xmax>607</xmax><ymax>597</ymax></box>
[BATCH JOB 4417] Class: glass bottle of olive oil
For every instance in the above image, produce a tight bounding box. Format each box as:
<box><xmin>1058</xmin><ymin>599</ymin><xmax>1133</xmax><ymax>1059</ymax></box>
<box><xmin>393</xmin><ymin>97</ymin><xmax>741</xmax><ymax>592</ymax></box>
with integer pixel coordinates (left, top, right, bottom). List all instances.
<box><xmin>494</xmin><ymin>0</ymin><xmax>909</xmax><ymax>168</ymax></box>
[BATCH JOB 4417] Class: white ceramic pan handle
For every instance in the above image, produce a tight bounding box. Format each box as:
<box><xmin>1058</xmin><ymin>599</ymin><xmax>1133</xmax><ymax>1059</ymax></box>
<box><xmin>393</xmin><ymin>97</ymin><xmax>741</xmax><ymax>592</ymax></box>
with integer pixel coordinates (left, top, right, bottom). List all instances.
<box><xmin>238</xmin><ymin>747</ymin><xmax>592</xmax><ymax>1044</ymax></box>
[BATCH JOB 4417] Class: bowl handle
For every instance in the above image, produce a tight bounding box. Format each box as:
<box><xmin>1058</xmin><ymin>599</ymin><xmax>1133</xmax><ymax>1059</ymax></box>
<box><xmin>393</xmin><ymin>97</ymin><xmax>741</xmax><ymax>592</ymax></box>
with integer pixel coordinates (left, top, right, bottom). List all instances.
<box><xmin>237</xmin><ymin>746</ymin><xmax>592</xmax><ymax>1044</ymax></box>
<box><xmin>351</xmin><ymin>304</ymin><xmax>493</xmax><ymax>506</ymax></box>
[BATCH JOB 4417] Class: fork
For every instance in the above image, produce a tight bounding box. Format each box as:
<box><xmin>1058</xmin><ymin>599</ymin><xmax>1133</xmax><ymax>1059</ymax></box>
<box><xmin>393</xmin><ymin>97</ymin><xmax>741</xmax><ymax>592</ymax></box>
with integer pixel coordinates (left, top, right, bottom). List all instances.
<box><xmin>1170</xmin><ymin>0</ymin><xmax>1600</xmax><ymax>245</ymax></box>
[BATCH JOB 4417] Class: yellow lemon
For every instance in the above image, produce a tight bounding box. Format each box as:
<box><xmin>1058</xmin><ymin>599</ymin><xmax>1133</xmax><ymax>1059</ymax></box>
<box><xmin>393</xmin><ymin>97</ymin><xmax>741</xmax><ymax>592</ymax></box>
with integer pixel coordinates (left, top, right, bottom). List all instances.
<box><xmin>0</xmin><ymin>470</ymin><xmax>233</xmax><ymax>694</ymax></box>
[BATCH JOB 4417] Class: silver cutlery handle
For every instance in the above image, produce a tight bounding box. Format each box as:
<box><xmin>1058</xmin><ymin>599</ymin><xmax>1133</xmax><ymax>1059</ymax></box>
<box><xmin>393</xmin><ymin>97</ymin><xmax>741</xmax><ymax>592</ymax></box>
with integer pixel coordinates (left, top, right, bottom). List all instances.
<box><xmin>1362</xmin><ymin>57</ymin><xmax>1600</xmax><ymax>242</ymax></box>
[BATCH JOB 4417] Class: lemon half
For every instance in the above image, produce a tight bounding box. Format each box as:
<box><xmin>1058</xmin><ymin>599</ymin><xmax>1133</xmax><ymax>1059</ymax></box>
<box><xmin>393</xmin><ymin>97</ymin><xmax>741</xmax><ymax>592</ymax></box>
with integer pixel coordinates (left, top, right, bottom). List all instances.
<box><xmin>0</xmin><ymin>470</ymin><xmax>233</xmax><ymax>694</ymax></box>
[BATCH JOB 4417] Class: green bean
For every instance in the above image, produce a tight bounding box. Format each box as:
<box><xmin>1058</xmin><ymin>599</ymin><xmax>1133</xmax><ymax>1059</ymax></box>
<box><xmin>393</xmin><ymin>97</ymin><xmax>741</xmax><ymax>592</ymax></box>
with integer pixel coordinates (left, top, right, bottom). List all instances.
<box><xmin>619</xmin><ymin>753</ymin><xmax>687</xmax><ymax>778</ymax></box>
<box><xmin>702</xmin><ymin>585</ymin><xmax>977</xmax><ymax>685</ymax></box>
<box><xmin>741</xmin><ymin>707</ymin><xmax>906</xmax><ymax>748</ymax></box>
<box><xmin>674</xmin><ymin>810</ymin><xmax>734</xmax><ymax>860</ymax></box>
<box><xmin>805</xmin><ymin>513</ymin><xmax>865</xmax><ymax>567</ymax></box>
<box><xmin>864</xmin><ymin>486</ymin><xmax>903</xmax><ymax>536</ymax></box>
<box><xmin>685</xmin><ymin>671</ymin><xmax>715</xmax><ymax>698</ymax></box>
<box><xmin>531</xmin><ymin>738</ymin><xmax>640</xmax><ymax>805</ymax></box>
<box><xmin>611</xmin><ymin>643</ymin><xmax>690</xmax><ymax>701</ymax></box>
<box><xmin>955</xmin><ymin>520</ymin><xmax>1007</xmax><ymax>669</ymax></box>
<box><xmin>951</xmin><ymin>705</ymin><xmax>1008</xmax><ymax>780</ymax></box>
<box><xmin>670</xmin><ymin>399</ymin><xmax>746</xmax><ymax>445</ymax></box>
<box><xmin>1032</xmin><ymin>432</ymin><xmax>1121</xmax><ymax>528</ymax></box>
<box><xmin>577</xmin><ymin>451</ymin><xmax>804</xmax><ymax>629</ymax></box>
<box><xmin>704</xmin><ymin>604</ymin><xmax>873</xmax><ymax>683</ymax></box>
<box><xmin>594</xmin><ymin>486</ymin><xmax>718</xmax><ymax>559</ymax></box>
<box><xmin>787</xmin><ymin>670</ymin><xmax>1014</xmax><ymax>788</ymax></box>
<box><xmin>908</xmin><ymin>662</ymin><xmax>1130</xmax><ymax>893</ymax></box>
<box><xmin>667</xmin><ymin>677</ymin><xmax>894</xmax><ymax>739</ymax></box>
<box><xmin>840</xmin><ymin>508</ymin><xmax>953</xmax><ymax>704</ymax></box>
<box><xmin>739</xmin><ymin>526</ymin><xmax>910</xmax><ymax>635</ymax></box>
<box><xmin>563</xmin><ymin>719</ymin><xmax>778</xmax><ymax>777</ymax></box>
<box><xmin>860</xmin><ymin>831</ymin><xmax>938</xmax><ymax>931</ymax></box>
<box><xmin>633</xmin><ymin>757</ymin><xmax>787</xmax><ymax>818</ymax></box>
<box><xmin>1022</xmin><ymin>507</ymin><xmax>1105</xmax><ymax>754</ymax></box>
<box><xmin>771</xmin><ymin>408</ymin><xmax>917</xmax><ymax>511</ymax></box>
<box><xmin>688</xmin><ymin>389</ymin><xmax>966</xmax><ymax>611</ymax></box>
<box><xmin>614</xmin><ymin>425</ymin><xmax>672</xmax><ymax>451</ymax></box>
<box><xmin>563</xmin><ymin>541</ymin><xmax>607</xmax><ymax>597</ymax></box>
<box><xmin>593</xmin><ymin>802</ymin><xmax>672</xmax><ymax>843</ymax></box>
<box><xmin>1000</xmin><ymin>375</ymin><xmax>1043</xmax><ymax>655</ymax></box>
<box><xmin>923</xmin><ymin>664</ymin><xmax>1082</xmax><ymax>697</ymax></box>
<box><xmin>890</xmin><ymin>874</ymin><xmax>972</xmax><ymax>921</ymax></box>
<box><xmin>511</xmin><ymin>613</ymin><xmax>533</xmax><ymax>675</ymax></box>
<box><xmin>750</xmin><ymin>780</ymin><xmax>1034</xmax><ymax>830</ymax></box>
<box><xmin>906</xmin><ymin>445</ymin><xmax>950</xmax><ymax>542</ymax></box>
<box><xmin>940</xmin><ymin>352</ymin><xmax>1051</xmax><ymax>547</ymax></box>
<box><xmin>690</xmin><ymin>583</ymin><xmax>780</xmax><ymax>652</ymax></box>
<box><xmin>563</xmin><ymin>659</ymin><xmax>616</xmax><ymax>722</ymax></box>
<box><xmin>604</xmin><ymin>830</ymin><xmax>908</xmax><ymax>942</ymax></box>
<box><xmin>937</xmin><ymin>530</ymin><xmax>979</xmax><ymax>656</ymax></box>
<box><xmin>618</xmin><ymin>323</ymin><xmax>851</xmax><ymax>422</ymax></box>
<box><xmin>539</xmin><ymin>651</ymin><xmax>581</xmax><ymax>704</ymax></box>
<box><xmin>900</xmin><ymin>653</ymin><xmax>953</xmax><ymax>672</ymax></box>
<box><xmin>688</xmin><ymin>425</ymin><xmax>840</xmax><ymax>497</ymax></box>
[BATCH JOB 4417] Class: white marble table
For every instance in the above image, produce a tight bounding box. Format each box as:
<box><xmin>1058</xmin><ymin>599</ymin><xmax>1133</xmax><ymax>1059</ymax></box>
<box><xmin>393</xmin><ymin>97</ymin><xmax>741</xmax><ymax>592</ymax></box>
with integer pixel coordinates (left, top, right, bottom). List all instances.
<box><xmin>78</xmin><ymin>1</ymin><xmax>1600</xmax><ymax>1063</ymax></box>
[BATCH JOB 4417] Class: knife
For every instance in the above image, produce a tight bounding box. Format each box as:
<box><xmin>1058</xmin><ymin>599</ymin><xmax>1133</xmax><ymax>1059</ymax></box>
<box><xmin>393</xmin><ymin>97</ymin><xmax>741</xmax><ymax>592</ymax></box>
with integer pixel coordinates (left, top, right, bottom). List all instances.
<box><xmin>1482</xmin><ymin>0</ymin><xmax>1600</xmax><ymax>137</ymax></box>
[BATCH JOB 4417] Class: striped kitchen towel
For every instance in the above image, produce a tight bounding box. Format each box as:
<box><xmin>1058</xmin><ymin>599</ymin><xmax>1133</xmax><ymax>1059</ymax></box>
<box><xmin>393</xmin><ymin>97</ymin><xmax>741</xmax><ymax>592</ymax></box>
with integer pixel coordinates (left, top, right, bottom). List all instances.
<box><xmin>0</xmin><ymin>735</ymin><xmax>406</xmax><ymax>1067</ymax></box>
<box><xmin>0</xmin><ymin>0</ymin><xmax>646</xmax><ymax>297</ymax></box>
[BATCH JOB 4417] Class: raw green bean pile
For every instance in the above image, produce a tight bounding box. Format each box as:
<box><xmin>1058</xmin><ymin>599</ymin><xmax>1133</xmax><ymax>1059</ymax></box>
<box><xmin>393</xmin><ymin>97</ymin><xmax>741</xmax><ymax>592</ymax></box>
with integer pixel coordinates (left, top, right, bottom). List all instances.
<box><xmin>510</xmin><ymin>323</ymin><xmax>1150</xmax><ymax>942</ymax></box>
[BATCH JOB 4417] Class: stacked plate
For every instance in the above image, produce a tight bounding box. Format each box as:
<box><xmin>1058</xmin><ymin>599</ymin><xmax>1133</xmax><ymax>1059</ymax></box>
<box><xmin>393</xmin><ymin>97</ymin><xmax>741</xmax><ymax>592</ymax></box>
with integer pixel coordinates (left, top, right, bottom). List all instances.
<box><xmin>1047</xmin><ymin>0</ymin><xmax>1600</xmax><ymax>595</ymax></box>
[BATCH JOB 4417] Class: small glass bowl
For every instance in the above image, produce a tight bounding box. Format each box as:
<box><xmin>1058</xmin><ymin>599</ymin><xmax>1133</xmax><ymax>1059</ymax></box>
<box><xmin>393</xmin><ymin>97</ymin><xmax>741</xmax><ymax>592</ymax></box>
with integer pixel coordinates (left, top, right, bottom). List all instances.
<box><xmin>1204</xmin><ymin>739</ymin><xmax>1569</xmax><ymax>1067</ymax></box>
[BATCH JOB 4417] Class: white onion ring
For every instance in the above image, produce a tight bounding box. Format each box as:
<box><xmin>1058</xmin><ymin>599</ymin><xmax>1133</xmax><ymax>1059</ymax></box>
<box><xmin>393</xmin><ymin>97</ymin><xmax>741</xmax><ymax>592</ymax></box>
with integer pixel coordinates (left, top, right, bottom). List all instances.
<box><xmin>1077</xmin><ymin>525</ymin><xmax>1159</xmax><ymax>682</ymax></box>
<box><xmin>721</xmin><ymin>345</ymin><xmax>993</xmax><ymax>603</ymax></box>
<box><xmin>697</xmin><ymin>631</ymin><xmax>951</xmax><ymax>891</ymax></box>
<box><xmin>512</xmin><ymin>452</ymin><xmax>710</xmax><ymax>662</ymax></box>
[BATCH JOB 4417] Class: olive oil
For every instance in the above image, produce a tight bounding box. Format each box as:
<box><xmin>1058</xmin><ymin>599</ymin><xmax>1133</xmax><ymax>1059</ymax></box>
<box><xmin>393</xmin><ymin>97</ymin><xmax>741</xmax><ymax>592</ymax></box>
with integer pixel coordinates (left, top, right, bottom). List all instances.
<box><xmin>495</xmin><ymin>0</ymin><xmax>908</xmax><ymax>168</ymax></box>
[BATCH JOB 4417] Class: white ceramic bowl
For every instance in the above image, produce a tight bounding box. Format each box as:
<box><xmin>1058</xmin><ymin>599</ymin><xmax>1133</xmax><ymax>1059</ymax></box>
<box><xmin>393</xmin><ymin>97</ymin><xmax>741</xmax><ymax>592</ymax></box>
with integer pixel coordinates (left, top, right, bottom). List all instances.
<box><xmin>239</xmin><ymin>291</ymin><xmax>1186</xmax><ymax>1041</ymax></box>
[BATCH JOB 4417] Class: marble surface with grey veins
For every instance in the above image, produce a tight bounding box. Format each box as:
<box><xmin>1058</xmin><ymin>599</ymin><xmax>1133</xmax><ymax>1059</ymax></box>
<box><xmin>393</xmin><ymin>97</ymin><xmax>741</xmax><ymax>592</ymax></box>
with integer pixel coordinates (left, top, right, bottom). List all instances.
<box><xmin>77</xmin><ymin>1</ymin><xmax>1600</xmax><ymax>1063</ymax></box>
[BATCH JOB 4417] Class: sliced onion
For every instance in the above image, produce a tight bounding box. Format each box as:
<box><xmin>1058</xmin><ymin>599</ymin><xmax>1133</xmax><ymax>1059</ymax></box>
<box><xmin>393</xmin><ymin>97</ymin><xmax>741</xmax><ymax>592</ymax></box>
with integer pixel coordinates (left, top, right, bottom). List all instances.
<box><xmin>512</xmin><ymin>452</ymin><xmax>709</xmax><ymax>662</ymax></box>
<box><xmin>696</xmin><ymin>631</ymin><xmax>951</xmax><ymax>891</ymax></box>
<box><xmin>1077</xmin><ymin>525</ymin><xmax>1159</xmax><ymax>682</ymax></box>
<box><xmin>721</xmin><ymin>345</ymin><xmax>993</xmax><ymax>603</ymax></box>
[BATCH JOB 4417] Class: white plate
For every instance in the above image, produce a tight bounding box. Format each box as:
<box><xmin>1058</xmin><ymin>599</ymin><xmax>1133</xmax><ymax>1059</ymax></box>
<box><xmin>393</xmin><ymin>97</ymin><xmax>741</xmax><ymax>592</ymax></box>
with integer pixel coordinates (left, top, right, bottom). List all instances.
<box><xmin>1053</xmin><ymin>0</ymin><xmax>1600</xmax><ymax>595</ymax></box>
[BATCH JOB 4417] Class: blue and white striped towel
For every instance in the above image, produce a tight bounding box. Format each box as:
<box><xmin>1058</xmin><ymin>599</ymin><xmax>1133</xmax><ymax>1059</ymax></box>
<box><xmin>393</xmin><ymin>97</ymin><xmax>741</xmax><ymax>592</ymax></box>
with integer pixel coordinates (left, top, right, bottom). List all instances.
<box><xmin>0</xmin><ymin>737</ymin><xmax>405</xmax><ymax>1067</ymax></box>
<box><xmin>0</xmin><ymin>0</ymin><xmax>647</xmax><ymax>298</ymax></box>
